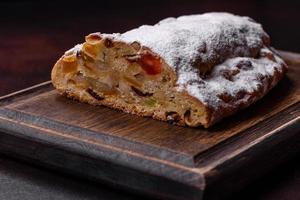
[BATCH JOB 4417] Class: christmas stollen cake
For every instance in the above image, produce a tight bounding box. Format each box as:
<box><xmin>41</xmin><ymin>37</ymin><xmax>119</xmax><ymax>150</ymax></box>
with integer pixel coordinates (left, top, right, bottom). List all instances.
<box><xmin>51</xmin><ymin>12</ymin><xmax>287</xmax><ymax>128</ymax></box>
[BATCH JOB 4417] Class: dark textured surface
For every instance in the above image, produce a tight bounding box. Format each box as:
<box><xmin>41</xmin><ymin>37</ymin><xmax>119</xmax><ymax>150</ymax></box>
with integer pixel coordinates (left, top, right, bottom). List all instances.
<box><xmin>0</xmin><ymin>155</ymin><xmax>143</xmax><ymax>200</ymax></box>
<box><xmin>1</xmin><ymin>1</ymin><xmax>300</xmax><ymax>199</ymax></box>
<box><xmin>1</xmin><ymin>113</ymin><xmax>299</xmax><ymax>200</ymax></box>
<box><xmin>1</xmin><ymin>153</ymin><xmax>300</xmax><ymax>200</ymax></box>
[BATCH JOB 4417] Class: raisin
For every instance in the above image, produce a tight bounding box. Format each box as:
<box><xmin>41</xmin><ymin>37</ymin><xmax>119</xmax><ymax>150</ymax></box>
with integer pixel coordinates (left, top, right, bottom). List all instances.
<box><xmin>198</xmin><ymin>42</ymin><xmax>207</xmax><ymax>53</ymax></box>
<box><xmin>218</xmin><ymin>92</ymin><xmax>233</xmax><ymax>103</ymax></box>
<box><xmin>221</xmin><ymin>69</ymin><xmax>240</xmax><ymax>81</ymax></box>
<box><xmin>76</xmin><ymin>50</ymin><xmax>82</xmax><ymax>58</ymax></box>
<box><xmin>235</xmin><ymin>60</ymin><xmax>252</xmax><ymax>70</ymax></box>
<box><xmin>86</xmin><ymin>88</ymin><xmax>105</xmax><ymax>100</ymax></box>
<box><xmin>131</xmin><ymin>86</ymin><xmax>153</xmax><ymax>97</ymax></box>
<box><xmin>104</xmin><ymin>38</ymin><xmax>113</xmax><ymax>48</ymax></box>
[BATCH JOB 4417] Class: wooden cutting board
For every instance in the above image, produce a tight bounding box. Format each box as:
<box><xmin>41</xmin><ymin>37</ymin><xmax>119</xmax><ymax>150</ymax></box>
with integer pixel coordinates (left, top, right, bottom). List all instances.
<box><xmin>0</xmin><ymin>51</ymin><xmax>299</xmax><ymax>200</ymax></box>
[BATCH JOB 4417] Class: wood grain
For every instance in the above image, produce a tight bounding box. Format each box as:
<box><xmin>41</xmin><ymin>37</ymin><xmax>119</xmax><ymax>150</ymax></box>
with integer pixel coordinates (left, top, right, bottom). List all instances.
<box><xmin>0</xmin><ymin>51</ymin><xmax>299</xmax><ymax>200</ymax></box>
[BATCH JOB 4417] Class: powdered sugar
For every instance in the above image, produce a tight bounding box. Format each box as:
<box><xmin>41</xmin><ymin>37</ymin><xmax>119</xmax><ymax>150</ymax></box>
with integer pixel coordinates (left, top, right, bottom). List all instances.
<box><xmin>115</xmin><ymin>12</ymin><xmax>266</xmax><ymax>68</ymax></box>
<box><xmin>184</xmin><ymin>50</ymin><xmax>285</xmax><ymax>109</ymax></box>
<box><xmin>101</xmin><ymin>12</ymin><xmax>286</xmax><ymax>112</ymax></box>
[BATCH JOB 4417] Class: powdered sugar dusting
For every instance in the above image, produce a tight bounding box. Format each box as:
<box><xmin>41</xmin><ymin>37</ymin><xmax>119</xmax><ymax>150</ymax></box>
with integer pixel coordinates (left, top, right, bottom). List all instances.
<box><xmin>184</xmin><ymin>48</ymin><xmax>285</xmax><ymax>109</ymax></box>
<box><xmin>104</xmin><ymin>13</ymin><xmax>267</xmax><ymax>69</ymax></box>
<box><xmin>101</xmin><ymin>12</ymin><xmax>286</xmax><ymax>112</ymax></box>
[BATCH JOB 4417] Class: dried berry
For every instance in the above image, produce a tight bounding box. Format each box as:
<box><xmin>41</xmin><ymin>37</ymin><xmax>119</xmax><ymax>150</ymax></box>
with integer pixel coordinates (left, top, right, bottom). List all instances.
<box><xmin>104</xmin><ymin>38</ymin><xmax>113</xmax><ymax>48</ymax></box>
<box><xmin>218</xmin><ymin>92</ymin><xmax>233</xmax><ymax>103</ymax></box>
<box><xmin>235</xmin><ymin>60</ymin><xmax>252</xmax><ymax>70</ymax></box>
<box><xmin>125</xmin><ymin>52</ymin><xmax>161</xmax><ymax>75</ymax></box>
<box><xmin>131</xmin><ymin>86</ymin><xmax>153</xmax><ymax>97</ymax></box>
<box><xmin>236</xmin><ymin>90</ymin><xmax>248</xmax><ymax>100</ymax></box>
<box><xmin>86</xmin><ymin>88</ymin><xmax>105</xmax><ymax>100</ymax></box>
<box><xmin>221</xmin><ymin>69</ymin><xmax>240</xmax><ymax>81</ymax></box>
<box><xmin>198</xmin><ymin>42</ymin><xmax>207</xmax><ymax>53</ymax></box>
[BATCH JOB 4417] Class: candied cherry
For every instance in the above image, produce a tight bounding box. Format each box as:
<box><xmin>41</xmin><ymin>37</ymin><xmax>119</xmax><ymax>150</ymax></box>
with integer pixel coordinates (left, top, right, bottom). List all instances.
<box><xmin>137</xmin><ymin>53</ymin><xmax>161</xmax><ymax>75</ymax></box>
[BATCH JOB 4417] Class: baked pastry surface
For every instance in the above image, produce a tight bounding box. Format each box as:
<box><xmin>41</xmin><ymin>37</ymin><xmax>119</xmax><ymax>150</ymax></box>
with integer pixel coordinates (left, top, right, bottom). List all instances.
<box><xmin>51</xmin><ymin>12</ymin><xmax>287</xmax><ymax>127</ymax></box>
